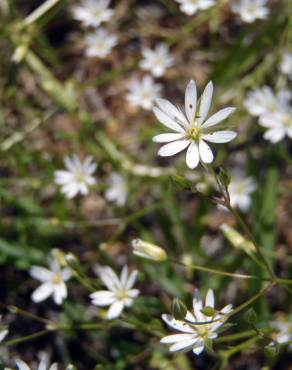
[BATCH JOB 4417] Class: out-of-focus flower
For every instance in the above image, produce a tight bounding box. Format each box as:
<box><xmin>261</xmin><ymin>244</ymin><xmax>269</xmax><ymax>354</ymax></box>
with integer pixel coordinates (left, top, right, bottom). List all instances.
<box><xmin>54</xmin><ymin>154</ymin><xmax>97</xmax><ymax>199</ymax></box>
<box><xmin>6</xmin><ymin>357</ymin><xmax>57</xmax><ymax>370</ymax></box>
<box><xmin>271</xmin><ymin>319</ymin><xmax>292</xmax><ymax>347</ymax></box>
<box><xmin>259</xmin><ymin>109</ymin><xmax>292</xmax><ymax>143</ymax></box>
<box><xmin>30</xmin><ymin>250</ymin><xmax>72</xmax><ymax>305</ymax></box>
<box><xmin>175</xmin><ymin>0</ymin><xmax>215</xmax><ymax>16</ymax></box>
<box><xmin>126</xmin><ymin>75</ymin><xmax>162</xmax><ymax>110</ymax></box>
<box><xmin>0</xmin><ymin>315</ymin><xmax>8</xmax><ymax>343</ymax></box>
<box><xmin>90</xmin><ymin>265</ymin><xmax>139</xmax><ymax>319</ymax></box>
<box><xmin>280</xmin><ymin>51</ymin><xmax>292</xmax><ymax>79</ymax></box>
<box><xmin>84</xmin><ymin>28</ymin><xmax>117</xmax><ymax>58</ymax></box>
<box><xmin>161</xmin><ymin>289</ymin><xmax>233</xmax><ymax>355</ymax></box>
<box><xmin>132</xmin><ymin>239</ymin><xmax>168</xmax><ymax>262</ymax></box>
<box><xmin>105</xmin><ymin>173</ymin><xmax>127</xmax><ymax>206</ymax></box>
<box><xmin>139</xmin><ymin>43</ymin><xmax>174</xmax><ymax>77</ymax></box>
<box><xmin>231</xmin><ymin>0</ymin><xmax>269</xmax><ymax>23</ymax></box>
<box><xmin>152</xmin><ymin>80</ymin><xmax>236</xmax><ymax>169</ymax></box>
<box><xmin>71</xmin><ymin>0</ymin><xmax>113</xmax><ymax>28</ymax></box>
<box><xmin>228</xmin><ymin>174</ymin><xmax>256</xmax><ymax>212</ymax></box>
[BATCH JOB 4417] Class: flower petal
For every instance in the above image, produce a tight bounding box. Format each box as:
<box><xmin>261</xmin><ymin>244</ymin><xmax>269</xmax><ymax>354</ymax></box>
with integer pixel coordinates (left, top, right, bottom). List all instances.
<box><xmin>155</xmin><ymin>98</ymin><xmax>188</xmax><ymax>127</ymax></box>
<box><xmin>169</xmin><ymin>337</ymin><xmax>198</xmax><ymax>352</ymax></box>
<box><xmin>90</xmin><ymin>291</ymin><xmax>116</xmax><ymax>306</ymax></box>
<box><xmin>31</xmin><ymin>282</ymin><xmax>54</xmax><ymax>303</ymax></box>
<box><xmin>107</xmin><ymin>300</ymin><xmax>124</xmax><ymax>319</ymax></box>
<box><xmin>198</xmin><ymin>81</ymin><xmax>213</xmax><ymax>125</ymax></box>
<box><xmin>152</xmin><ymin>133</ymin><xmax>185</xmax><ymax>143</ymax></box>
<box><xmin>205</xmin><ymin>289</ymin><xmax>215</xmax><ymax>308</ymax></box>
<box><xmin>192</xmin><ymin>338</ymin><xmax>205</xmax><ymax>355</ymax></box>
<box><xmin>199</xmin><ymin>140</ymin><xmax>214</xmax><ymax>164</ymax></box>
<box><xmin>161</xmin><ymin>314</ymin><xmax>195</xmax><ymax>334</ymax></box>
<box><xmin>160</xmin><ymin>333</ymin><xmax>196</xmax><ymax>344</ymax></box>
<box><xmin>202</xmin><ymin>107</ymin><xmax>236</xmax><ymax>128</ymax></box>
<box><xmin>185</xmin><ymin>80</ymin><xmax>197</xmax><ymax>124</ymax></box>
<box><xmin>153</xmin><ymin>107</ymin><xmax>185</xmax><ymax>133</ymax></box>
<box><xmin>193</xmin><ymin>289</ymin><xmax>203</xmax><ymax>321</ymax></box>
<box><xmin>15</xmin><ymin>360</ymin><xmax>31</xmax><ymax>370</ymax></box>
<box><xmin>30</xmin><ymin>266</ymin><xmax>53</xmax><ymax>282</ymax></box>
<box><xmin>125</xmin><ymin>270</ymin><xmax>138</xmax><ymax>290</ymax></box>
<box><xmin>158</xmin><ymin>140</ymin><xmax>190</xmax><ymax>157</ymax></box>
<box><xmin>186</xmin><ymin>142</ymin><xmax>200</xmax><ymax>169</ymax></box>
<box><xmin>202</xmin><ymin>130</ymin><xmax>237</xmax><ymax>143</ymax></box>
<box><xmin>95</xmin><ymin>265</ymin><xmax>121</xmax><ymax>291</ymax></box>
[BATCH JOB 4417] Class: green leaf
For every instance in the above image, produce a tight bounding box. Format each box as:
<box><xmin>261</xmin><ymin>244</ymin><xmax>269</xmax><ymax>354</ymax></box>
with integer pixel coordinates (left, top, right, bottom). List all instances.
<box><xmin>244</xmin><ymin>308</ymin><xmax>258</xmax><ymax>324</ymax></box>
<box><xmin>171</xmin><ymin>298</ymin><xmax>187</xmax><ymax>320</ymax></box>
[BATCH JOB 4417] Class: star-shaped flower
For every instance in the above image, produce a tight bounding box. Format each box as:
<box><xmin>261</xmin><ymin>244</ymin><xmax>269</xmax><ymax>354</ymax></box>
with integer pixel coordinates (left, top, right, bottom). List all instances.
<box><xmin>72</xmin><ymin>0</ymin><xmax>113</xmax><ymax>28</ymax></box>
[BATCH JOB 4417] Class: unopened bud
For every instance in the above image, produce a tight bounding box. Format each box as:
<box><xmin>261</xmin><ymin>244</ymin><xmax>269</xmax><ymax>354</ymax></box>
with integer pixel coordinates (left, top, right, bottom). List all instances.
<box><xmin>220</xmin><ymin>224</ymin><xmax>255</xmax><ymax>255</ymax></box>
<box><xmin>65</xmin><ymin>253</ymin><xmax>79</xmax><ymax>268</ymax></box>
<box><xmin>131</xmin><ymin>239</ymin><xmax>167</xmax><ymax>262</ymax></box>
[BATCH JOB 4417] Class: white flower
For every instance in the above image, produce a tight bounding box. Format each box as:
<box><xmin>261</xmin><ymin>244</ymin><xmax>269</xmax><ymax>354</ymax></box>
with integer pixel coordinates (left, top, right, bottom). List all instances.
<box><xmin>152</xmin><ymin>80</ymin><xmax>237</xmax><ymax>169</ymax></box>
<box><xmin>126</xmin><ymin>75</ymin><xmax>162</xmax><ymax>110</ymax></box>
<box><xmin>84</xmin><ymin>28</ymin><xmax>117</xmax><ymax>58</ymax></box>
<box><xmin>161</xmin><ymin>289</ymin><xmax>233</xmax><ymax>355</ymax></box>
<box><xmin>175</xmin><ymin>0</ymin><xmax>215</xmax><ymax>16</ymax></box>
<box><xmin>105</xmin><ymin>173</ymin><xmax>127</xmax><ymax>206</ymax></box>
<box><xmin>54</xmin><ymin>154</ymin><xmax>96</xmax><ymax>199</ymax></box>
<box><xmin>271</xmin><ymin>319</ymin><xmax>292</xmax><ymax>347</ymax></box>
<box><xmin>259</xmin><ymin>109</ymin><xmax>292</xmax><ymax>143</ymax></box>
<box><xmin>7</xmin><ymin>358</ymin><xmax>57</xmax><ymax>370</ymax></box>
<box><xmin>231</xmin><ymin>0</ymin><xmax>269</xmax><ymax>23</ymax></box>
<box><xmin>0</xmin><ymin>315</ymin><xmax>8</xmax><ymax>343</ymax></box>
<box><xmin>228</xmin><ymin>174</ymin><xmax>256</xmax><ymax>212</ymax></box>
<box><xmin>139</xmin><ymin>43</ymin><xmax>174</xmax><ymax>77</ymax></box>
<box><xmin>30</xmin><ymin>251</ymin><xmax>72</xmax><ymax>305</ymax></box>
<box><xmin>90</xmin><ymin>265</ymin><xmax>139</xmax><ymax>319</ymax></box>
<box><xmin>280</xmin><ymin>51</ymin><xmax>292</xmax><ymax>79</ymax></box>
<box><xmin>244</xmin><ymin>86</ymin><xmax>283</xmax><ymax>117</ymax></box>
<box><xmin>71</xmin><ymin>0</ymin><xmax>113</xmax><ymax>28</ymax></box>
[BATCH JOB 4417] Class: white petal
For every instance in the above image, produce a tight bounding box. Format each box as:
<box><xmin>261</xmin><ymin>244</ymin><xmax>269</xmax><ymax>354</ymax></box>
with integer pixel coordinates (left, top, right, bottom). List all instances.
<box><xmin>161</xmin><ymin>314</ymin><xmax>195</xmax><ymax>334</ymax></box>
<box><xmin>107</xmin><ymin>301</ymin><xmax>124</xmax><ymax>319</ymax></box>
<box><xmin>90</xmin><ymin>291</ymin><xmax>116</xmax><ymax>306</ymax></box>
<box><xmin>169</xmin><ymin>338</ymin><xmax>198</xmax><ymax>352</ymax></box>
<box><xmin>202</xmin><ymin>130</ymin><xmax>237</xmax><ymax>143</ymax></box>
<box><xmin>186</xmin><ymin>142</ymin><xmax>200</xmax><ymax>169</ymax></box>
<box><xmin>127</xmin><ymin>288</ymin><xmax>140</xmax><ymax>298</ymax></box>
<box><xmin>160</xmin><ymin>333</ymin><xmax>196</xmax><ymax>344</ymax></box>
<box><xmin>0</xmin><ymin>329</ymin><xmax>8</xmax><ymax>343</ymax></box>
<box><xmin>263</xmin><ymin>128</ymin><xmax>285</xmax><ymax>143</ymax></box>
<box><xmin>125</xmin><ymin>270</ymin><xmax>138</xmax><ymax>290</ymax></box>
<box><xmin>202</xmin><ymin>107</ymin><xmax>236</xmax><ymax>128</ymax></box>
<box><xmin>15</xmin><ymin>360</ymin><xmax>31</xmax><ymax>370</ymax></box>
<box><xmin>96</xmin><ymin>265</ymin><xmax>121</xmax><ymax>291</ymax></box>
<box><xmin>192</xmin><ymin>339</ymin><xmax>205</xmax><ymax>355</ymax></box>
<box><xmin>48</xmin><ymin>364</ymin><xmax>58</xmax><ymax>370</ymax></box>
<box><xmin>155</xmin><ymin>98</ymin><xmax>188</xmax><ymax>126</ymax></box>
<box><xmin>152</xmin><ymin>133</ymin><xmax>185</xmax><ymax>143</ymax></box>
<box><xmin>30</xmin><ymin>266</ymin><xmax>53</xmax><ymax>282</ymax></box>
<box><xmin>158</xmin><ymin>140</ymin><xmax>190</xmax><ymax>157</ymax></box>
<box><xmin>185</xmin><ymin>80</ymin><xmax>197</xmax><ymax>123</ymax></box>
<box><xmin>220</xmin><ymin>304</ymin><xmax>233</xmax><ymax>315</ymax></box>
<box><xmin>199</xmin><ymin>140</ymin><xmax>214</xmax><ymax>164</ymax></box>
<box><xmin>153</xmin><ymin>107</ymin><xmax>185</xmax><ymax>133</ymax></box>
<box><xmin>205</xmin><ymin>289</ymin><xmax>215</xmax><ymax>308</ymax></box>
<box><xmin>198</xmin><ymin>81</ymin><xmax>213</xmax><ymax>125</ymax></box>
<box><xmin>31</xmin><ymin>282</ymin><xmax>54</xmax><ymax>303</ymax></box>
<box><xmin>53</xmin><ymin>282</ymin><xmax>67</xmax><ymax>305</ymax></box>
<box><xmin>193</xmin><ymin>289</ymin><xmax>203</xmax><ymax>321</ymax></box>
<box><xmin>61</xmin><ymin>268</ymin><xmax>72</xmax><ymax>281</ymax></box>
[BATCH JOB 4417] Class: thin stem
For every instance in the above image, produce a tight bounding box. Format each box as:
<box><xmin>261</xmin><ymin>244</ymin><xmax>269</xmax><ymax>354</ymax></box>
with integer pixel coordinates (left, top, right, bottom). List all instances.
<box><xmin>1</xmin><ymin>304</ymin><xmax>51</xmax><ymax>325</ymax></box>
<box><xmin>2</xmin><ymin>330</ymin><xmax>49</xmax><ymax>347</ymax></box>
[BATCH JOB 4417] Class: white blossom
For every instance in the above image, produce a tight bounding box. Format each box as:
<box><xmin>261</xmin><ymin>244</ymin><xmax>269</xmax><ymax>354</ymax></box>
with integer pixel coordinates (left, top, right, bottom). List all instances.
<box><xmin>6</xmin><ymin>358</ymin><xmax>57</xmax><ymax>370</ymax></box>
<box><xmin>152</xmin><ymin>80</ymin><xmax>237</xmax><ymax>169</ymax></box>
<box><xmin>30</xmin><ymin>251</ymin><xmax>71</xmax><ymax>305</ymax></box>
<box><xmin>259</xmin><ymin>109</ymin><xmax>292</xmax><ymax>143</ymax></box>
<box><xmin>139</xmin><ymin>43</ymin><xmax>174</xmax><ymax>77</ymax></box>
<box><xmin>175</xmin><ymin>0</ymin><xmax>215</xmax><ymax>16</ymax></box>
<box><xmin>271</xmin><ymin>319</ymin><xmax>292</xmax><ymax>347</ymax></box>
<box><xmin>126</xmin><ymin>75</ymin><xmax>162</xmax><ymax>110</ymax></box>
<box><xmin>161</xmin><ymin>289</ymin><xmax>233</xmax><ymax>355</ymax></box>
<box><xmin>280</xmin><ymin>50</ymin><xmax>292</xmax><ymax>80</ymax></box>
<box><xmin>84</xmin><ymin>28</ymin><xmax>117</xmax><ymax>58</ymax></box>
<box><xmin>228</xmin><ymin>174</ymin><xmax>256</xmax><ymax>212</ymax></box>
<box><xmin>105</xmin><ymin>173</ymin><xmax>127</xmax><ymax>206</ymax></box>
<box><xmin>90</xmin><ymin>265</ymin><xmax>139</xmax><ymax>319</ymax></box>
<box><xmin>54</xmin><ymin>154</ymin><xmax>96</xmax><ymax>199</ymax></box>
<box><xmin>71</xmin><ymin>0</ymin><xmax>113</xmax><ymax>28</ymax></box>
<box><xmin>231</xmin><ymin>0</ymin><xmax>269</xmax><ymax>23</ymax></box>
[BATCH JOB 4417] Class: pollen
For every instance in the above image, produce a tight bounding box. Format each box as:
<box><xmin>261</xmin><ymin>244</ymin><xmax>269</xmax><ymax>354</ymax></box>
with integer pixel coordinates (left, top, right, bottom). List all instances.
<box><xmin>187</xmin><ymin>126</ymin><xmax>201</xmax><ymax>141</ymax></box>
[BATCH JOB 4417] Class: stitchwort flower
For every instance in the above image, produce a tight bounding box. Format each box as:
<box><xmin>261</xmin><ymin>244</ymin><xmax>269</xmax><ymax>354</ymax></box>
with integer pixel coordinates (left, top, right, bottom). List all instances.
<box><xmin>231</xmin><ymin>0</ymin><xmax>269</xmax><ymax>23</ymax></box>
<box><xmin>175</xmin><ymin>0</ymin><xmax>215</xmax><ymax>16</ymax></box>
<box><xmin>84</xmin><ymin>28</ymin><xmax>117</xmax><ymax>58</ymax></box>
<box><xmin>105</xmin><ymin>173</ymin><xmax>127</xmax><ymax>206</ymax></box>
<box><xmin>152</xmin><ymin>80</ymin><xmax>237</xmax><ymax>169</ymax></box>
<box><xmin>228</xmin><ymin>173</ymin><xmax>256</xmax><ymax>212</ymax></box>
<box><xmin>161</xmin><ymin>289</ymin><xmax>233</xmax><ymax>355</ymax></box>
<box><xmin>90</xmin><ymin>265</ymin><xmax>139</xmax><ymax>319</ymax></box>
<box><xmin>71</xmin><ymin>0</ymin><xmax>113</xmax><ymax>28</ymax></box>
<box><xmin>126</xmin><ymin>75</ymin><xmax>162</xmax><ymax>110</ymax></box>
<box><xmin>54</xmin><ymin>154</ymin><xmax>97</xmax><ymax>199</ymax></box>
<box><xmin>30</xmin><ymin>250</ymin><xmax>71</xmax><ymax>305</ymax></box>
<box><xmin>139</xmin><ymin>43</ymin><xmax>174</xmax><ymax>77</ymax></box>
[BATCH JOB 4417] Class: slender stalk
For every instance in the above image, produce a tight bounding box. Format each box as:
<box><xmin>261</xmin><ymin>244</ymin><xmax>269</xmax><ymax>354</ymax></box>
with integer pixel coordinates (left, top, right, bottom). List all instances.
<box><xmin>2</xmin><ymin>330</ymin><xmax>49</xmax><ymax>347</ymax></box>
<box><xmin>24</xmin><ymin>0</ymin><xmax>61</xmax><ymax>25</ymax></box>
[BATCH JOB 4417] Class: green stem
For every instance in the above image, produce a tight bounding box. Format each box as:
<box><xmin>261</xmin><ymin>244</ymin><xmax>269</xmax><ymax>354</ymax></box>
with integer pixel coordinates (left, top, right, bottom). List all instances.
<box><xmin>2</xmin><ymin>330</ymin><xmax>49</xmax><ymax>347</ymax></box>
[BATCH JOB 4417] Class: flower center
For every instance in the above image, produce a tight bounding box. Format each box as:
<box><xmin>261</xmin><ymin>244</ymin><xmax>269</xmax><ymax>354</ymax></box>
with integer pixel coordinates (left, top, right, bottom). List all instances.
<box><xmin>116</xmin><ymin>290</ymin><xmax>127</xmax><ymax>300</ymax></box>
<box><xmin>195</xmin><ymin>324</ymin><xmax>209</xmax><ymax>338</ymax></box>
<box><xmin>75</xmin><ymin>173</ymin><xmax>85</xmax><ymax>183</ymax></box>
<box><xmin>187</xmin><ymin>126</ymin><xmax>201</xmax><ymax>141</ymax></box>
<box><xmin>52</xmin><ymin>273</ymin><xmax>62</xmax><ymax>284</ymax></box>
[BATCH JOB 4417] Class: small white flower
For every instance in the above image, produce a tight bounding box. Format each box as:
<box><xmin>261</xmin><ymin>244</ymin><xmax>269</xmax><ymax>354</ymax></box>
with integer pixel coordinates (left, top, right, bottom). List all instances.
<box><xmin>71</xmin><ymin>0</ymin><xmax>113</xmax><ymax>28</ymax></box>
<box><xmin>152</xmin><ymin>80</ymin><xmax>237</xmax><ymax>169</ymax></box>
<box><xmin>259</xmin><ymin>109</ymin><xmax>292</xmax><ymax>143</ymax></box>
<box><xmin>54</xmin><ymin>154</ymin><xmax>97</xmax><ymax>199</ymax></box>
<box><xmin>30</xmin><ymin>251</ymin><xmax>72</xmax><ymax>305</ymax></box>
<box><xmin>139</xmin><ymin>43</ymin><xmax>174</xmax><ymax>78</ymax></box>
<box><xmin>228</xmin><ymin>174</ymin><xmax>256</xmax><ymax>212</ymax></box>
<box><xmin>271</xmin><ymin>319</ymin><xmax>292</xmax><ymax>347</ymax></box>
<box><xmin>175</xmin><ymin>0</ymin><xmax>215</xmax><ymax>16</ymax></box>
<box><xmin>161</xmin><ymin>289</ymin><xmax>233</xmax><ymax>355</ymax></box>
<box><xmin>231</xmin><ymin>0</ymin><xmax>269</xmax><ymax>23</ymax></box>
<box><xmin>126</xmin><ymin>75</ymin><xmax>162</xmax><ymax>110</ymax></box>
<box><xmin>244</xmin><ymin>86</ymin><xmax>282</xmax><ymax>117</ymax></box>
<box><xmin>7</xmin><ymin>358</ymin><xmax>57</xmax><ymax>370</ymax></box>
<box><xmin>90</xmin><ymin>265</ymin><xmax>140</xmax><ymax>320</ymax></box>
<box><xmin>105</xmin><ymin>173</ymin><xmax>127</xmax><ymax>206</ymax></box>
<box><xmin>0</xmin><ymin>315</ymin><xmax>8</xmax><ymax>343</ymax></box>
<box><xmin>84</xmin><ymin>28</ymin><xmax>117</xmax><ymax>58</ymax></box>
<box><xmin>280</xmin><ymin>50</ymin><xmax>292</xmax><ymax>80</ymax></box>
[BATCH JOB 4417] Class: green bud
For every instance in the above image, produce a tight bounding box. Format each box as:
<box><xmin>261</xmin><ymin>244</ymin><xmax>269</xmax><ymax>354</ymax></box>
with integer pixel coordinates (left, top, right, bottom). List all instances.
<box><xmin>132</xmin><ymin>239</ymin><xmax>167</xmax><ymax>262</ymax></box>
<box><xmin>201</xmin><ymin>306</ymin><xmax>217</xmax><ymax>317</ymax></box>
<box><xmin>171</xmin><ymin>298</ymin><xmax>188</xmax><ymax>320</ymax></box>
<box><xmin>244</xmin><ymin>308</ymin><xmax>258</xmax><ymax>324</ymax></box>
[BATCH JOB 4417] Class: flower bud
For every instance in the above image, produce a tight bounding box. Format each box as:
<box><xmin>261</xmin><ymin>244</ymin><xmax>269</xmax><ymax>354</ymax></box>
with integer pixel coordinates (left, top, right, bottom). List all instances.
<box><xmin>131</xmin><ymin>239</ymin><xmax>167</xmax><ymax>262</ymax></box>
<box><xmin>220</xmin><ymin>224</ymin><xmax>255</xmax><ymax>255</ymax></box>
